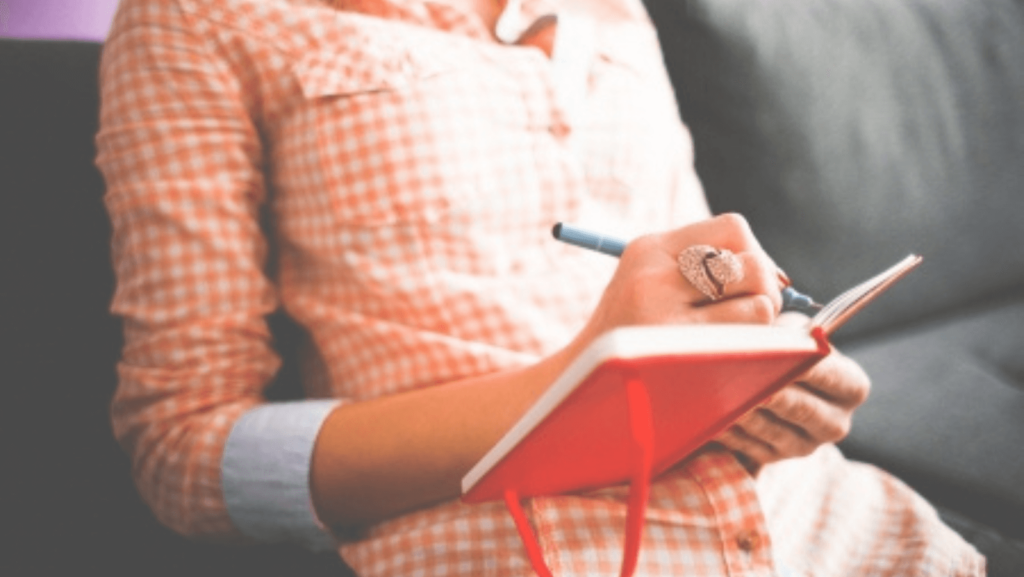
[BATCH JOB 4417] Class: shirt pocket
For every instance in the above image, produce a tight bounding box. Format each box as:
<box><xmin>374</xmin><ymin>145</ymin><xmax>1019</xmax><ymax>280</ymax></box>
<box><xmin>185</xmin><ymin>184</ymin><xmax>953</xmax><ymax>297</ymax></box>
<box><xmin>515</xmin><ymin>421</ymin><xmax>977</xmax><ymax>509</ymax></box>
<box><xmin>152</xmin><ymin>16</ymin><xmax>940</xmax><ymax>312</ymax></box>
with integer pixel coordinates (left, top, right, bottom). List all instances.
<box><xmin>289</xmin><ymin>36</ymin><xmax>457</xmax><ymax>226</ymax></box>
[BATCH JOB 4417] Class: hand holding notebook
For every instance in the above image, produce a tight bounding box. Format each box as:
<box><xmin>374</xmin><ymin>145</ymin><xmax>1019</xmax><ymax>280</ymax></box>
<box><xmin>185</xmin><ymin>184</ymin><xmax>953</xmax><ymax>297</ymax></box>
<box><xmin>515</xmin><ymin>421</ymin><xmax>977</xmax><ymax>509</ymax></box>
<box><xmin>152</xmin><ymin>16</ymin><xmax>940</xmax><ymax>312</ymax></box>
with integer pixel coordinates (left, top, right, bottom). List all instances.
<box><xmin>462</xmin><ymin>228</ymin><xmax>922</xmax><ymax>577</ymax></box>
<box><xmin>714</xmin><ymin>310</ymin><xmax>872</xmax><ymax>470</ymax></box>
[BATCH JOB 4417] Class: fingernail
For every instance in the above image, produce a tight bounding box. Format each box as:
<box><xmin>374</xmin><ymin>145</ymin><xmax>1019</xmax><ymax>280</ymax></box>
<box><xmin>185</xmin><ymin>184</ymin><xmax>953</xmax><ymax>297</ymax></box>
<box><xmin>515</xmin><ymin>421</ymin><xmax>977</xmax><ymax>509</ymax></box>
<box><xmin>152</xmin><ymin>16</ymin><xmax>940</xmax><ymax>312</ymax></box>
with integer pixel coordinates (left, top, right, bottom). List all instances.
<box><xmin>776</xmin><ymin>268</ymin><xmax>792</xmax><ymax>288</ymax></box>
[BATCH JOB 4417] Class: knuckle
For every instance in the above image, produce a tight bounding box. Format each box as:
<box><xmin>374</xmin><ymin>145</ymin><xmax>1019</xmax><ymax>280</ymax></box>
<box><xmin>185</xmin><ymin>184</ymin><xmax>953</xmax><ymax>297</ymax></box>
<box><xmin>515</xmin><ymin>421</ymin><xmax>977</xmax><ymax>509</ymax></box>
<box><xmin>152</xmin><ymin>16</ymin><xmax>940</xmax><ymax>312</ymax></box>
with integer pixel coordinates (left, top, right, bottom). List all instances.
<box><xmin>635</xmin><ymin>231</ymin><xmax>659</xmax><ymax>247</ymax></box>
<box><xmin>748</xmin><ymin>294</ymin><xmax>776</xmax><ymax>324</ymax></box>
<box><xmin>829</xmin><ymin>415</ymin><xmax>853</xmax><ymax>442</ymax></box>
<box><xmin>717</xmin><ymin>213</ymin><xmax>758</xmax><ymax>247</ymax></box>
<box><xmin>811</xmin><ymin>406</ymin><xmax>850</xmax><ymax>443</ymax></box>
<box><xmin>826</xmin><ymin>353</ymin><xmax>872</xmax><ymax>407</ymax></box>
<box><xmin>757</xmin><ymin>416</ymin><xmax>788</xmax><ymax>447</ymax></box>
<box><xmin>625</xmin><ymin>233</ymin><xmax>658</xmax><ymax>255</ymax></box>
<box><xmin>732</xmin><ymin>411</ymin><xmax>757</xmax><ymax>429</ymax></box>
<box><xmin>716</xmin><ymin>212</ymin><xmax>752</xmax><ymax>235</ymax></box>
<box><xmin>850</xmin><ymin>365</ymin><xmax>872</xmax><ymax>406</ymax></box>
<box><xmin>732</xmin><ymin>424</ymin><xmax>770</xmax><ymax>455</ymax></box>
<box><xmin>719</xmin><ymin>428</ymin><xmax>760</xmax><ymax>461</ymax></box>
<box><xmin>739</xmin><ymin>254</ymin><xmax>779</xmax><ymax>302</ymax></box>
<box><xmin>757</xmin><ymin>258</ymin><xmax>783</xmax><ymax>306</ymax></box>
<box><xmin>717</xmin><ymin>428</ymin><xmax>743</xmax><ymax>450</ymax></box>
<box><xmin>740</xmin><ymin>411</ymin><xmax>770</xmax><ymax>439</ymax></box>
<box><xmin>746</xmin><ymin>412</ymin><xmax>796</xmax><ymax>452</ymax></box>
<box><xmin>849</xmin><ymin>381</ymin><xmax>870</xmax><ymax>407</ymax></box>
<box><xmin>794</xmin><ymin>439</ymin><xmax>818</xmax><ymax>457</ymax></box>
<box><xmin>765</xmin><ymin>388</ymin><xmax>793</xmax><ymax>414</ymax></box>
<box><xmin>787</xmin><ymin>393</ymin><xmax>817</xmax><ymax>424</ymax></box>
<box><xmin>749</xmin><ymin>445</ymin><xmax>777</xmax><ymax>465</ymax></box>
<box><xmin>750</xmin><ymin>253</ymin><xmax>776</xmax><ymax>279</ymax></box>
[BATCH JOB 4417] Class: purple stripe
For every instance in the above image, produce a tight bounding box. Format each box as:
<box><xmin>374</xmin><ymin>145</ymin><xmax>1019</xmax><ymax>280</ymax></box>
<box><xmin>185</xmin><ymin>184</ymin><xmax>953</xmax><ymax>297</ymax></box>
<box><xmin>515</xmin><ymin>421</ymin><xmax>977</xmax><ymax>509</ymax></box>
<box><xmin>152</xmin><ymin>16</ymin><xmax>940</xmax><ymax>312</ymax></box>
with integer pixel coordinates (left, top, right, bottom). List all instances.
<box><xmin>1</xmin><ymin>0</ymin><xmax>119</xmax><ymax>42</ymax></box>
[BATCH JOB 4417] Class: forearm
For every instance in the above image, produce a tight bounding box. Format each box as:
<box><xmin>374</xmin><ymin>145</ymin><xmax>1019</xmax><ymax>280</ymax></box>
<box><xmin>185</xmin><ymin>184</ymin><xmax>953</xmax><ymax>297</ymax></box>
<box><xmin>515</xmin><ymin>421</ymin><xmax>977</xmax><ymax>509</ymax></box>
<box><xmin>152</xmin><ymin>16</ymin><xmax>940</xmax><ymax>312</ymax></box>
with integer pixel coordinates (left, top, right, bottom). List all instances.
<box><xmin>311</xmin><ymin>215</ymin><xmax>785</xmax><ymax>529</ymax></box>
<box><xmin>309</xmin><ymin>340</ymin><xmax>586</xmax><ymax>529</ymax></box>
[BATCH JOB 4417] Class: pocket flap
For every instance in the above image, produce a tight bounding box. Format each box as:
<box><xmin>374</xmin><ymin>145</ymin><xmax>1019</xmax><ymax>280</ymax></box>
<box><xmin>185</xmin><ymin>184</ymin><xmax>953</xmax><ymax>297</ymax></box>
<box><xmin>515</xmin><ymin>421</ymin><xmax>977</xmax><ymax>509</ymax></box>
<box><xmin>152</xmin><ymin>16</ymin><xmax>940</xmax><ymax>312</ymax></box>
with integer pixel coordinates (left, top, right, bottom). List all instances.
<box><xmin>292</xmin><ymin>37</ymin><xmax>449</xmax><ymax>99</ymax></box>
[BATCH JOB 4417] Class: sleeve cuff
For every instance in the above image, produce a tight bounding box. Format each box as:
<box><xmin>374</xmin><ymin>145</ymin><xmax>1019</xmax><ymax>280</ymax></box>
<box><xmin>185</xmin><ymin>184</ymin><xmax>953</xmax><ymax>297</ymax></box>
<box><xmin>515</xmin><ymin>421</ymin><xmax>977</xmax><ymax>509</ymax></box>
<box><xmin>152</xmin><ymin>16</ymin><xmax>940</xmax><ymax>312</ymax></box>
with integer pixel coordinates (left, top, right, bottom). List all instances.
<box><xmin>222</xmin><ymin>399</ymin><xmax>342</xmax><ymax>552</ymax></box>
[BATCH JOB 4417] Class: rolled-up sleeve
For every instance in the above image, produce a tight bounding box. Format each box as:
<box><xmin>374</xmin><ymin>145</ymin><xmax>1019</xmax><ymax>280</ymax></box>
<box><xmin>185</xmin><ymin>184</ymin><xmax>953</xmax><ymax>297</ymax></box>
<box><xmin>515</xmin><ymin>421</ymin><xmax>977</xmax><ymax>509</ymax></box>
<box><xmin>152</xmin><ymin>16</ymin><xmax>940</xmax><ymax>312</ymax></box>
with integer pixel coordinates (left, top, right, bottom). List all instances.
<box><xmin>96</xmin><ymin>0</ymin><xmax>338</xmax><ymax>549</ymax></box>
<box><xmin>223</xmin><ymin>400</ymin><xmax>341</xmax><ymax>550</ymax></box>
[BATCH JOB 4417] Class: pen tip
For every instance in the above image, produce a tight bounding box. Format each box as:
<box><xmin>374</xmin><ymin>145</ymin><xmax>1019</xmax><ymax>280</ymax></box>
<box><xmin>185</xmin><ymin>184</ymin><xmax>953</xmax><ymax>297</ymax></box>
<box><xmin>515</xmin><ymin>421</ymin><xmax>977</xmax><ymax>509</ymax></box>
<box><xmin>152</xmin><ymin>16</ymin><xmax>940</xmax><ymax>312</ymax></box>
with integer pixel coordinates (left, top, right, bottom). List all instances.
<box><xmin>552</xmin><ymin>223</ymin><xmax>562</xmax><ymax>239</ymax></box>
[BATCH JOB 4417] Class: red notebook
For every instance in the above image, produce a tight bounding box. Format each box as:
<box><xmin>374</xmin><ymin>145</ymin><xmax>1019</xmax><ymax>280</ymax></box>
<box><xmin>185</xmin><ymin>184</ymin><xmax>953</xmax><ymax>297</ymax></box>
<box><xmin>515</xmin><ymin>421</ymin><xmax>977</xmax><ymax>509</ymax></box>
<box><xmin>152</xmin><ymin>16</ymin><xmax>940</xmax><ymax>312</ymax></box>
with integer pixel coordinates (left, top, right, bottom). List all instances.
<box><xmin>461</xmin><ymin>255</ymin><xmax>922</xmax><ymax>577</ymax></box>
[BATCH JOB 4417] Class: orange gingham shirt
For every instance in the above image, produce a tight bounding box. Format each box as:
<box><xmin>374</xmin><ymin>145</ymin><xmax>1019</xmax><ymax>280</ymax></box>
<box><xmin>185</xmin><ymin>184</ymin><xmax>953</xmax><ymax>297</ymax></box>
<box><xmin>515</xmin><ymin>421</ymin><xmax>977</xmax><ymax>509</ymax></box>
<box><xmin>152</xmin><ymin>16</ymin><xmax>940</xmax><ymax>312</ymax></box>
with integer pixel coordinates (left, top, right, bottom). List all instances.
<box><xmin>97</xmin><ymin>0</ymin><xmax>984</xmax><ymax>574</ymax></box>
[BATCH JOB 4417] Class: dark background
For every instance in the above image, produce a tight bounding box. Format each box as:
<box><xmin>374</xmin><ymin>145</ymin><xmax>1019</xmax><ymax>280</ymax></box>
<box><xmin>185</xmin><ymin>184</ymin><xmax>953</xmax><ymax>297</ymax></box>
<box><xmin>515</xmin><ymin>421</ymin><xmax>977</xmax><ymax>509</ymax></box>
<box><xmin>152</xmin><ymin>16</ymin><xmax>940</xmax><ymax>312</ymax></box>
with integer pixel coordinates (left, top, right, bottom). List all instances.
<box><xmin>1</xmin><ymin>39</ymin><xmax>346</xmax><ymax>577</ymax></box>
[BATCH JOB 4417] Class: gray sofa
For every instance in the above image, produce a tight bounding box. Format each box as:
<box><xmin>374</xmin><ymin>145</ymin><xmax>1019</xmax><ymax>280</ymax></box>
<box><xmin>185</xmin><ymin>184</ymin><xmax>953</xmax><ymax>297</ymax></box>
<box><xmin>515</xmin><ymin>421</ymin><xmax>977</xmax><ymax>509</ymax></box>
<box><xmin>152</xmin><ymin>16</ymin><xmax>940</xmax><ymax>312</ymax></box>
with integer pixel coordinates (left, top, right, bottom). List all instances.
<box><xmin>645</xmin><ymin>0</ymin><xmax>1024</xmax><ymax>568</ymax></box>
<box><xmin>4</xmin><ymin>0</ymin><xmax>1022</xmax><ymax>574</ymax></box>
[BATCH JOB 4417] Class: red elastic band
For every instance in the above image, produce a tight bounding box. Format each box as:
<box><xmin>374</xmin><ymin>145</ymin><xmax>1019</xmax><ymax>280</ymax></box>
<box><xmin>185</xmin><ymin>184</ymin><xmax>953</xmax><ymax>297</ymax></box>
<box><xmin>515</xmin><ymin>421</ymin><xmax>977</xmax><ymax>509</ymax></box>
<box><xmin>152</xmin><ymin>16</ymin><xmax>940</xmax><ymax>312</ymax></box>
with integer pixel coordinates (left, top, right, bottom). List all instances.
<box><xmin>504</xmin><ymin>377</ymin><xmax>654</xmax><ymax>577</ymax></box>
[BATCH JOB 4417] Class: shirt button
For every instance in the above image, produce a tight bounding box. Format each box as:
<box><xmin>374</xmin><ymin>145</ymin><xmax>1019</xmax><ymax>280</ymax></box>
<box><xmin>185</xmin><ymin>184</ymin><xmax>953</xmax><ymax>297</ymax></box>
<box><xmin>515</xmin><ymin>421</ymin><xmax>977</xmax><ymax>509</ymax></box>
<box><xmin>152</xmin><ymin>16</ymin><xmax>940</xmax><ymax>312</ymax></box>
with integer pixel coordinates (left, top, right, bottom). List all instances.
<box><xmin>549</xmin><ymin>122</ymin><xmax>571</xmax><ymax>139</ymax></box>
<box><xmin>735</xmin><ymin>530</ymin><xmax>760</xmax><ymax>552</ymax></box>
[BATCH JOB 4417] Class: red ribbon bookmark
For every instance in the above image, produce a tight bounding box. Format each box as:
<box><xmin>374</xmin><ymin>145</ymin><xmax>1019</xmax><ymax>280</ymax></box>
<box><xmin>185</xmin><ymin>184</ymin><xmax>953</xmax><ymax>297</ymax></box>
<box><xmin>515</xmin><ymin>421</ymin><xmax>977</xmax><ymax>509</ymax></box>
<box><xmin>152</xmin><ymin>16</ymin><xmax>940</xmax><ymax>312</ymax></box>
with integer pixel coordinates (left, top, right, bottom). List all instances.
<box><xmin>503</xmin><ymin>376</ymin><xmax>654</xmax><ymax>577</ymax></box>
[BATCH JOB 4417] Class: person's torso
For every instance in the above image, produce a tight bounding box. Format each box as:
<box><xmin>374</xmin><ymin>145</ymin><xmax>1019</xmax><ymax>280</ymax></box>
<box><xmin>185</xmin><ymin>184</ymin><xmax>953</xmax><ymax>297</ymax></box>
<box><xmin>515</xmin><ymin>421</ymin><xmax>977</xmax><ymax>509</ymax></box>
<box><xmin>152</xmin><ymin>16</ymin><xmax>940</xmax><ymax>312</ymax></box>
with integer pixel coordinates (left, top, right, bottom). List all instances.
<box><xmin>176</xmin><ymin>0</ymin><xmax>706</xmax><ymax>400</ymax></box>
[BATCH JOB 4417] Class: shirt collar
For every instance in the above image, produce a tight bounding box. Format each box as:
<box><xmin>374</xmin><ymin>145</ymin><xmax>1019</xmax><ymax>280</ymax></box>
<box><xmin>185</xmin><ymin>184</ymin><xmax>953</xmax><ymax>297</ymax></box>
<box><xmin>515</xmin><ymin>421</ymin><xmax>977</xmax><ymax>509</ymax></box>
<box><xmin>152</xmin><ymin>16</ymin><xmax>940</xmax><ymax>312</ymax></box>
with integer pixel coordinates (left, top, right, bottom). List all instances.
<box><xmin>325</xmin><ymin>0</ymin><xmax>489</xmax><ymax>40</ymax></box>
<box><xmin>325</xmin><ymin>0</ymin><xmax>559</xmax><ymax>43</ymax></box>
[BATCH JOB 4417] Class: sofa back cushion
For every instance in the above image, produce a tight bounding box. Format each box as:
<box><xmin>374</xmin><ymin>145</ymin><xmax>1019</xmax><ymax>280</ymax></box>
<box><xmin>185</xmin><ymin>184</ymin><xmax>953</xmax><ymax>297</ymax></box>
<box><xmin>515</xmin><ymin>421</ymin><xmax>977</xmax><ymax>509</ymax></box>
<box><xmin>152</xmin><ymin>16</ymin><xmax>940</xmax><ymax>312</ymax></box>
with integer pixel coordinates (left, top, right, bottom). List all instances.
<box><xmin>647</xmin><ymin>0</ymin><xmax>1024</xmax><ymax>339</ymax></box>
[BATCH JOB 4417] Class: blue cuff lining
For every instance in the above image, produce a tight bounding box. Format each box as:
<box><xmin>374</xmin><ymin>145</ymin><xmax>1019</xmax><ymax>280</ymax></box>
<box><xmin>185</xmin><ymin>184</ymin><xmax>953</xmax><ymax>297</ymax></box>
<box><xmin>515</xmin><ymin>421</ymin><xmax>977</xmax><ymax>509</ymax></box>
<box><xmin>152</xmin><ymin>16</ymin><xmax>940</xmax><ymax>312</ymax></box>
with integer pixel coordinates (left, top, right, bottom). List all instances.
<box><xmin>222</xmin><ymin>399</ymin><xmax>342</xmax><ymax>551</ymax></box>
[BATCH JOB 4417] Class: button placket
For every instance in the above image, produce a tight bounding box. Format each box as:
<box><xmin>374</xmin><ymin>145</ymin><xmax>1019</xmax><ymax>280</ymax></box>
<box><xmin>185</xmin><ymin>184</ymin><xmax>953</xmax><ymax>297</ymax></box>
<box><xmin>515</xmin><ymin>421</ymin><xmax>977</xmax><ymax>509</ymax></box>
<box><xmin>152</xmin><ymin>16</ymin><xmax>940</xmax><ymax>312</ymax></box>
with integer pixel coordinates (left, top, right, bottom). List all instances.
<box><xmin>685</xmin><ymin>452</ymin><xmax>778</xmax><ymax>574</ymax></box>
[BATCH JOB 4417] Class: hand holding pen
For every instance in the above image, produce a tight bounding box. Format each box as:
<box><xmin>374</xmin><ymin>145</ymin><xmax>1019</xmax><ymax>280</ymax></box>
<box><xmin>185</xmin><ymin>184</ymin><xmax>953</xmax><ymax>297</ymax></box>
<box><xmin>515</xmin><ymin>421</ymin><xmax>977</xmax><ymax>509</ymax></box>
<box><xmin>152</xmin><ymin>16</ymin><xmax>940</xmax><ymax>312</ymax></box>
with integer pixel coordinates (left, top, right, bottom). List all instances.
<box><xmin>549</xmin><ymin>221</ymin><xmax>878</xmax><ymax>474</ymax></box>
<box><xmin>552</xmin><ymin>222</ymin><xmax>821</xmax><ymax>314</ymax></box>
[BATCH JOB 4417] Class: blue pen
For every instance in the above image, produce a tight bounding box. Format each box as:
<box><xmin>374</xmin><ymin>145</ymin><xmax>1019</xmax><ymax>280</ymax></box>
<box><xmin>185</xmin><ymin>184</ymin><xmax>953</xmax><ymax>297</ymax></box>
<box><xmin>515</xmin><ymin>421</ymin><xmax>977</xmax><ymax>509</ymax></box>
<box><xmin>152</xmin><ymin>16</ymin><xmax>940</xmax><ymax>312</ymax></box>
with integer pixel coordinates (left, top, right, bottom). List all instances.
<box><xmin>552</xmin><ymin>222</ymin><xmax>821</xmax><ymax>312</ymax></box>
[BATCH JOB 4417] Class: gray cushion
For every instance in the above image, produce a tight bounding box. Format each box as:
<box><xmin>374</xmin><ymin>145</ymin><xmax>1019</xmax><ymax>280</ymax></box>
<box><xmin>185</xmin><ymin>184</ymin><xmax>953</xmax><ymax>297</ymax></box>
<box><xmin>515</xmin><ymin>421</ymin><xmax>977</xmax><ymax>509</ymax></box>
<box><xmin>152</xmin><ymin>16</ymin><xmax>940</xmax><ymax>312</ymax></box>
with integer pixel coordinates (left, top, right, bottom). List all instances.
<box><xmin>647</xmin><ymin>0</ymin><xmax>1024</xmax><ymax>338</ymax></box>
<box><xmin>839</xmin><ymin>295</ymin><xmax>1024</xmax><ymax>540</ymax></box>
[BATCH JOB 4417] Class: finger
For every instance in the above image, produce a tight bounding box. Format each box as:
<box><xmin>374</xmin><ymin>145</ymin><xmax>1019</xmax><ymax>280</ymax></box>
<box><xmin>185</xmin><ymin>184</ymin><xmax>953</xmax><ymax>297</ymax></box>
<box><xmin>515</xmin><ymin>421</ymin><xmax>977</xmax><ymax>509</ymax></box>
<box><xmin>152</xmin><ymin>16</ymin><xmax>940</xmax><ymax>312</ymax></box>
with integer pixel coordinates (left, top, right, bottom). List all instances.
<box><xmin>661</xmin><ymin>213</ymin><xmax>767</xmax><ymax>256</ymax></box>
<box><xmin>761</xmin><ymin>386</ymin><xmax>853</xmax><ymax>444</ymax></box>
<box><xmin>689</xmin><ymin>294</ymin><xmax>776</xmax><ymax>325</ymax></box>
<box><xmin>774</xmin><ymin>311</ymin><xmax>813</xmax><ymax>328</ymax></box>
<box><xmin>669</xmin><ymin>249</ymin><xmax>779</xmax><ymax>308</ymax></box>
<box><xmin>713</xmin><ymin>252</ymin><xmax>783</xmax><ymax>313</ymax></box>
<box><xmin>796</xmin><ymin>352</ymin><xmax>871</xmax><ymax>409</ymax></box>
<box><xmin>715</xmin><ymin>425</ymin><xmax>778</xmax><ymax>467</ymax></box>
<box><xmin>732</xmin><ymin>408</ymin><xmax>818</xmax><ymax>458</ymax></box>
<box><xmin>668</xmin><ymin>250</ymin><xmax>781</xmax><ymax>309</ymax></box>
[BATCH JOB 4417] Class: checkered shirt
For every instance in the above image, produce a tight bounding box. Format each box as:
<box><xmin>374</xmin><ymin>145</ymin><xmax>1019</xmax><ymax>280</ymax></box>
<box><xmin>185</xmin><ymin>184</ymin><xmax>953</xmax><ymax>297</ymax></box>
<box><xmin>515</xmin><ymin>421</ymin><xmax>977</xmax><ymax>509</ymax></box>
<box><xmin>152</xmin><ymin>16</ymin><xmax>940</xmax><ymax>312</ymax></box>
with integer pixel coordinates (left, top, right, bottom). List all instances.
<box><xmin>96</xmin><ymin>0</ymin><xmax>984</xmax><ymax>574</ymax></box>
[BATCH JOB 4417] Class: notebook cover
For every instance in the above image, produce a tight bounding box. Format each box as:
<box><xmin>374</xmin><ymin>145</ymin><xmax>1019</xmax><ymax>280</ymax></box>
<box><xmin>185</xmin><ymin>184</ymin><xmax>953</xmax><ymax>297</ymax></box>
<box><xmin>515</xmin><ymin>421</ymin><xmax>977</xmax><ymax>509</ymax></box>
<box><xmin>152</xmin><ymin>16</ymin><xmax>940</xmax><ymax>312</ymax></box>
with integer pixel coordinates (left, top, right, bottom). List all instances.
<box><xmin>463</xmin><ymin>327</ymin><xmax>830</xmax><ymax>503</ymax></box>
